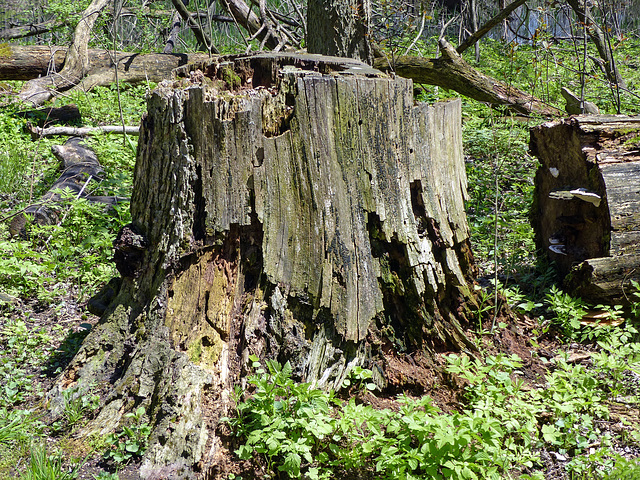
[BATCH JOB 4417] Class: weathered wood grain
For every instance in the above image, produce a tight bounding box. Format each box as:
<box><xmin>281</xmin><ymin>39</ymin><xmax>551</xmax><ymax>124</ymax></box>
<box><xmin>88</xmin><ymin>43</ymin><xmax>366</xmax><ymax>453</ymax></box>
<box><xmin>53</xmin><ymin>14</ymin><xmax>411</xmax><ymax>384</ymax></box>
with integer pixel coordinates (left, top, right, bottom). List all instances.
<box><xmin>50</xmin><ymin>53</ymin><xmax>476</xmax><ymax>476</ymax></box>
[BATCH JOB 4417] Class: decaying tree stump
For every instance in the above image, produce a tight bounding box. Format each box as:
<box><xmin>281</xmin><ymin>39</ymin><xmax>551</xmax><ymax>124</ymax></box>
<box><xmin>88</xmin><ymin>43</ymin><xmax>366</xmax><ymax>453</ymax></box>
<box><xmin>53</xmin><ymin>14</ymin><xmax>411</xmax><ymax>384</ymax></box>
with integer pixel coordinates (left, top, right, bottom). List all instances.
<box><xmin>530</xmin><ymin>115</ymin><xmax>640</xmax><ymax>304</ymax></box>
<box><xmin>49</xmin><ymin>53</ymin><xmax>478</xmax><ymax>477</ymax></box>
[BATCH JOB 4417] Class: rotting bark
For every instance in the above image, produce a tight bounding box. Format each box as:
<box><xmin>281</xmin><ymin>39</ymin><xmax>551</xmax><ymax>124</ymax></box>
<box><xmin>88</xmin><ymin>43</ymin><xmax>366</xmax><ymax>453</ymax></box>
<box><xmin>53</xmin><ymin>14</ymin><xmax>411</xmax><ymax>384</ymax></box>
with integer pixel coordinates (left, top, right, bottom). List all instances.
<box><xmin>530</xmin><ymin>114</ymin><xmax>640</xmax><ymax>304</ymax></box>
<box><xmin>49</xmin><ymin>52</ymin><xmax>478</xmax><ymax>477</ymax></box>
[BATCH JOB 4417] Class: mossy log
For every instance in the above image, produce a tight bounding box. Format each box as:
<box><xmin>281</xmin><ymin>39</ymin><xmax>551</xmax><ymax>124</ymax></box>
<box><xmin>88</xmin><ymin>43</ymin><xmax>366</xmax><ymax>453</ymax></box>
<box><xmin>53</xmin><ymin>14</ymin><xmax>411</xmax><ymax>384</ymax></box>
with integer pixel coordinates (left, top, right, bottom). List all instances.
<box><xmin>50</xmin><ymin>53</ymin><xmax>478</xmax><ymax>477</ymax></box>
<box><xmin>530</xmin><ymin>115</ymin><xmax>640</xmax><ymax>304</ymax></box>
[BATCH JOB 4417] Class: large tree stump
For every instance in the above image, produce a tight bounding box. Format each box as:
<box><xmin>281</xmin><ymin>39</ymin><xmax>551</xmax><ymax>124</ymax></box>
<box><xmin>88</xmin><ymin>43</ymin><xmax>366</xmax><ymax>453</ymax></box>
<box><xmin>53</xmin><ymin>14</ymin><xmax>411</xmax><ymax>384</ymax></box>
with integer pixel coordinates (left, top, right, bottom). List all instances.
<box><xmin>49</xmin><ymin>53</ymin><xmax>477</xmax><ymax>477</ymax></box>
<box><xmin>530</xmin><ymin>115</ymin><xmax>640</xmax><ymax>304</ymax></box>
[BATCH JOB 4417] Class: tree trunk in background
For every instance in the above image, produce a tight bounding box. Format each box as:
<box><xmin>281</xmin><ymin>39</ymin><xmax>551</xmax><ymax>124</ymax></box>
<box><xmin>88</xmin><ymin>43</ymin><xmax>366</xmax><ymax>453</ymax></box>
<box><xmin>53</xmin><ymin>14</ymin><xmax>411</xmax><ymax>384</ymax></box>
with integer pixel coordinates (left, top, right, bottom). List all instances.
<box><xmin>19</xmin><ymin>0</ymin><xmax>111</xmax><ymax>105</ymax></box>
<box><xmin>530</xmin><ymin>114</ymin><xmax>640</xmax><ymax>305</ymax></box>
<box><xmin>48</xmin><ymin>53</ymin><xmax>477</xmax><ymax>476</ymax></box>
<box><xmin>307</xmin><ymin>0</ymin><xmax>373</xmax><ymax>64</ymax></box>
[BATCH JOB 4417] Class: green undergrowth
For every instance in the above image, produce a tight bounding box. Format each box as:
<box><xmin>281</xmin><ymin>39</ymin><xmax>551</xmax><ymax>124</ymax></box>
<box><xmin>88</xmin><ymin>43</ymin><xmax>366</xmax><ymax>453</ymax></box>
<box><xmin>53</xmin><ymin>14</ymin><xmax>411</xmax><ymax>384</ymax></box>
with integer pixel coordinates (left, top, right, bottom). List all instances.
<box><xmin>0</xmin><ymin>317</ymin><xmax>54</xmax><ymax>475</ymax></box>
<box><xmin>0</xmin><ymin>83</ymin><xmax>145</xmax><ymax>476</ymax></box>
<box><xmin>0</xmin><ymin>83</ymin><xmax>146</xmax><ymax>305</ymax></box>
<box><xmin>0</xmin><ymin>314</ymin><xmax>107</xmax><ymax>478</ymax></box>
<box><xmin>0</xmin><ymin>192</ymin><xmax>130</xmax><ymax>304</ymax></box>
<box><xmin>228</xmin><ymin>332</ymin><xmax>640</xmax><ymax>480</ymax></box>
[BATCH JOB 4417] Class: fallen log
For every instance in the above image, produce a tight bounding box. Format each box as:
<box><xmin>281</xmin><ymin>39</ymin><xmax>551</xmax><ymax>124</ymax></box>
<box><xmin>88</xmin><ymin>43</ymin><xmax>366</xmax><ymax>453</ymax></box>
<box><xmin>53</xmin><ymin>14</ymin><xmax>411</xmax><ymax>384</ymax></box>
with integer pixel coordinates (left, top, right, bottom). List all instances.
<box><xmin>374</xmin><ymin>39</ymin><xmax>563</xmax><ymax>117</ymax></box>
<box><xmin>3</xmin><ymin>42</ymin><xmax>561</xmax><ymax>117</ymax></box>
<box><xmin>17</xmin><ymin>104</ymin><xmax>82</xmax><ymax>127</ymax></box>
<box><xmin>7</xmin><ymin>137</ymin><xmax>127</xmax><ymax>238</ymax></box>
<box><xmin>0</xmin><ymin>45</ymin><xmax>211</xmax><ymax>93</ymax></box>
<box><xmin>530</xmin><ymin>114</ymin><xmax>640</xmax><ymax>304</ymax></box>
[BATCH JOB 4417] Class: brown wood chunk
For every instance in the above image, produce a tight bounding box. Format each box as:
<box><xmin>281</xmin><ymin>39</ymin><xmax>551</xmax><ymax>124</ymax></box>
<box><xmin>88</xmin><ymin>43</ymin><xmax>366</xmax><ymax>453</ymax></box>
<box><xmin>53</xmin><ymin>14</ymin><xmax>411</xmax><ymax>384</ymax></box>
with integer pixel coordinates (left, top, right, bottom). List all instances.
<box><xmin>530</xmin><ymin>115</ymin><xmax>640</xmax><ymax>304</ymax></box>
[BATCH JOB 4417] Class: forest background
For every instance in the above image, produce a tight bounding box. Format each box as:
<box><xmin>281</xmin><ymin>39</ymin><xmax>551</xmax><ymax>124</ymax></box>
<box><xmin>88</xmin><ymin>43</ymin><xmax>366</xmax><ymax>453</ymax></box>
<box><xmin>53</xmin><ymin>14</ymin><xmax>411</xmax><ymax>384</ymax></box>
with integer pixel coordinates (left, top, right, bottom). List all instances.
<box><xmin>1</xmin><ymin>0</ymin><xmax>640</xmax><ymax>478</ymax></box>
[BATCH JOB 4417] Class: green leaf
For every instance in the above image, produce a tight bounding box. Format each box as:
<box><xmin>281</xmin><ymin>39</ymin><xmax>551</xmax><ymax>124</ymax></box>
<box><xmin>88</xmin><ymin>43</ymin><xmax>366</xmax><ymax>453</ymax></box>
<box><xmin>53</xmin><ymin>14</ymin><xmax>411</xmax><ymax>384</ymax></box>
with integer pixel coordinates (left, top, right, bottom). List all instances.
<box><xmin>541</xmin><ymin>424</ymin><xmax>560</xmax><ymax>445</ymax></box>
<box><xmin>125</xmin><ymin>442</ymin><xmax>140</xmax><ymax>453</ymax></box>
<box><xmin>235</xmin><ymin>444</ymin><xmax>252</xmax><ymax>460</ymax></box>
<box><xmin>280</xmin><ymin>452</ymin><xmax>301</xmax><ymax>477</ymax></box>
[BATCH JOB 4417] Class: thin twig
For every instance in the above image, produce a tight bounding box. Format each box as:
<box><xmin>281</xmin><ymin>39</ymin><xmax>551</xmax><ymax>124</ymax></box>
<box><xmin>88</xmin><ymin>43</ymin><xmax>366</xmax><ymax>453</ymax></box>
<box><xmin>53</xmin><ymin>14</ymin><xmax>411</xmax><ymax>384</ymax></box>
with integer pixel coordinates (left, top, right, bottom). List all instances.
<box><xmin>403</xmin><ymin>10</ymin><xmax>427</xmax><ymax>57</ymax></box>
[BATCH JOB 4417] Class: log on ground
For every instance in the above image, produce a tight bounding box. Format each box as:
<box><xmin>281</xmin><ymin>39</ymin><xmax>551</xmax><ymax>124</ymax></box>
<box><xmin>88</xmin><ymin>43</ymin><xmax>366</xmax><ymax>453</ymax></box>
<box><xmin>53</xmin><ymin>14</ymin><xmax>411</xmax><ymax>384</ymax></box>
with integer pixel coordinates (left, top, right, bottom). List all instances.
<box><xmin>530</xmin><ymin>114</ymin><xmax>640</xmax><ymax>304</ymax></box>
<box><xmin>0</xmin><ymin>44</ymin><xmax>212</xmax><ymax>93</ymax></box>
<box><xmin>7</xmin><ymin>137</ymin><xmax>126</xmax><ymax>237</ymax></box>
<box><xmin>48</xmin><ymin>53</ymin><xmax>479</xmax><ymax>476</ymax></box>
<box><xmin>373</xmin><ymin>39</ymin><xmax>563</xmax><ymax>117</ymax></box>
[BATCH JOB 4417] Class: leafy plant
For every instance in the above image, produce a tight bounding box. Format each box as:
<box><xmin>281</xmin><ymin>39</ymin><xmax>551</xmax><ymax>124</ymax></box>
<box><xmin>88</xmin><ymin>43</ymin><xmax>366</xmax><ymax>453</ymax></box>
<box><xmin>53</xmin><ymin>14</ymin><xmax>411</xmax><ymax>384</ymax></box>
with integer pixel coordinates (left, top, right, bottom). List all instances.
<box><xmin>228</xmin><ymin>356</ymin><xmax>336</xmax><ymax>478</ymax></box>
<box><xmin>51</xmin><ymin>387</ymin><xmax>100</xmax><ymax>433</ymax></box>
<box><xmin>103</xmin><ymin>407</ymin><xmax>151</xmax><ymax>464</ymax></box>
<box><xmin>545</xmin><ymin>285</ymin><xmax>587</xmax><ymax>340</ymax></box>
<box><xmin>472</xmin><ymin>284</ymin><xmax>494</xmax><ymax>332</ymax></box>
<box><xmin>92</xmin><ymin>472</ymin><xmax>120</xmax><ymax>480</ymax></box>
<box><xmin>0</xmin><ymin>319</ymin><xmax>52</xmax><ymax>408</ymax></box>
<box><xmin>341</xmin><ymin>365</ymin><xmax>378</xmax><ymax>392</ymax></box>
<box><xmin>628</xmin><ymin>280</ymin><xmax>640</xmax><ymax>319</ymax></box>
<box><xmin>227</xmin><ymin>336</ymin><xmax>640</xmax><ymax>480</ymax></box>
<box><xmin>0</xmin><ymin>408</ymin><xmax>33</xmax><ymax>447</ymax></box>
<box><xmin>603</xmin><ymin>457</ymin><xmax>640</xmax><ymax>480</ymax></box>
<box><xmin>20</xmin><ymin>442</ymin><xmax>83</xmax><ymax>480</ymax></box>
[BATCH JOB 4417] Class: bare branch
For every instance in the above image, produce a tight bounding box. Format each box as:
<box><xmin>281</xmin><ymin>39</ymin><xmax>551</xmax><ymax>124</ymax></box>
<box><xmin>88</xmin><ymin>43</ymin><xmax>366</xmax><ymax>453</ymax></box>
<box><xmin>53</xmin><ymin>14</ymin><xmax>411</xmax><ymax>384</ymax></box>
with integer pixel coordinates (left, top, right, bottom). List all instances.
<box><xmin>19</xmin><ymin>0</ymin><xmax>111</xmax><ymax>106</ymax></box>
<box><xmin>220</xmin><ymin>0</ymin><xmax>280</xmax><ymax>49</ymax></box>
<box><xmin>28</xmin><ymin>125</ymin><xmax>140</xmax><ymax>137</ymax></box>
<box><xmin>456</xmin><ymin>0</ymin><xmax>527</xmax><ymax>54</ymax></box>
<box><xmin>163</xmin><ymin>11</ymin><xmax>183</xmax><ymax>53</ymax></box>
<box><xmin>171</xmin><ymin>0</ymin><xmax>219</xmax><ymax>53</ymax></box>
<box><xmin>0</xmin><ymin>19</ymin><xmax>69</xmax><ymax>40</ymax></box>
